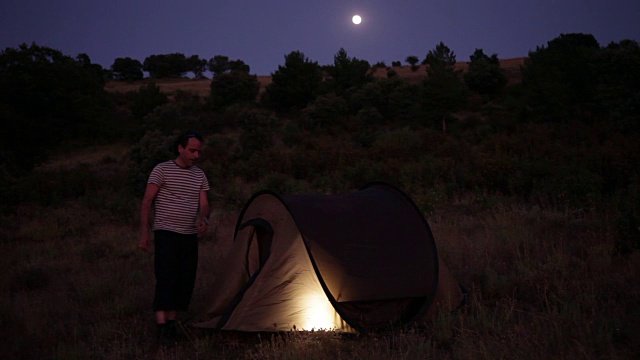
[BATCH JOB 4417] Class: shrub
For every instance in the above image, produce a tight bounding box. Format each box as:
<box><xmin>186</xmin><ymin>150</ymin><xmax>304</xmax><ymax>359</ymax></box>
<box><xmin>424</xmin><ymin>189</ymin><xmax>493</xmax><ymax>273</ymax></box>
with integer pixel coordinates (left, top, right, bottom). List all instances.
<box><xmin>258</xmin><ymin>172</ymin><xmax>309</xmax><ymax>194</ymax></box>
<box><xmin>301</xmin><ymin>94</ymin><xmax>347</xmax><ymax>133</ymax></box>
<box><xmin>237</xmin><ymin>109</ymin><xmax>278</xmax><ymax>159</ymax></box>
<box><xmin>199</xmin><ymin>133</ymin><xmax>240</xmax><ymax>180</ymax></box>
<box><xmin>613</xmin><ymin>183</ymin><xmax>640</xmax><ymax>255</ymax></box>
<box><xmin>141</xmin><ymin>104</ymin><xmax>201</xmax><ymax>137</ymax></box>
<box><xmin>530</xmin><ymin>162</ymin><xmax>603</xmax><ymax>207</ymax></box>
<box><xmin>127</xmin><ymin>130</ymin><xmax>174</xmax><ymax>195</ymax></box>
<box><xmin>281</xmin><ymin>121</ymin><xmax>304</xmax><ymax>147</ymax></box>
<box><xmin>130</xmin><ymin>82</ymin><xmax>168</xmax><ymax>119</ymax></box>
<box><xmin>0</xmin><ymin>165</ymin><xmax>17</xmax><ymax>213</ymax></box>
<box><xmin>353</xmin><ymin>107</ymin><xmax>384</xmax><ymax>129</ymax></box>
<box><xmin>232</xmin><ymin>148</ymin><xmax>292</xmax><ymax>182</ymax></box>
<box><xmin>343</xmin><ymin>159</ymin><xmax>385</xmax><ymax>188</ymax></box>
<box><xmin>209</xmin><ymin>71</ymin><xmax>259</xmax><ymax>109</ymax></box>
<box><xmin>615</xmin><ymin>211</ymin><xmax>640</xmax><ymax>255</ymax></box>
<box><xmin>370</xmin><ymin>127</ymin><xmax>423</xmax><ymax>160</ymax></box>
<box><xmin>14</xmin><ymin>166</ymin><xmax>97</xmax><ymax>206</ymax></box>
<box><xmin>11</xmin><ymin>266</ymin><xmax>50</xmax><ymax>292</ymax></box>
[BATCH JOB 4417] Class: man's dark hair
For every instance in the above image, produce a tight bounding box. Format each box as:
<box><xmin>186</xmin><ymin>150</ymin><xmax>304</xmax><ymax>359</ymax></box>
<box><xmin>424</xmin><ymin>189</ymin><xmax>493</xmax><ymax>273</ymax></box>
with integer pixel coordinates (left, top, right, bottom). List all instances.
<box><xmin>174</xmin><ymin>131</ymin><xmax>204</xmax><ymax>155</ymax></box>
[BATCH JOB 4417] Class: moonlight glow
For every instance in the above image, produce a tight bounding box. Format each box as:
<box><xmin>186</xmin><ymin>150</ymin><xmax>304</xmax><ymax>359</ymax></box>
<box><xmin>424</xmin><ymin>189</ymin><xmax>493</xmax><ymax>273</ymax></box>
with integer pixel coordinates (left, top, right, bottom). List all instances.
<box><xmin>352</xmin><ymin>15</ymin><xmax>362</xmax><ymax>25</ymax></box>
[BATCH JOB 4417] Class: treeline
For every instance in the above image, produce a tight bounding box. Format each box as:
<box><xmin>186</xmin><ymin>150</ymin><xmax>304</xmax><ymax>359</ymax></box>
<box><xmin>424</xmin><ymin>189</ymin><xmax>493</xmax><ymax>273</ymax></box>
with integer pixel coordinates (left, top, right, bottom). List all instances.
<box><xmin>110</xmin><ymin>54</ymin><xmax>252</xmax><ymax>80</ymax></box>
<box><xmin>1</xmin><ymin>34</ymin><xmax>639</xmax><ymax>252</ymax></box>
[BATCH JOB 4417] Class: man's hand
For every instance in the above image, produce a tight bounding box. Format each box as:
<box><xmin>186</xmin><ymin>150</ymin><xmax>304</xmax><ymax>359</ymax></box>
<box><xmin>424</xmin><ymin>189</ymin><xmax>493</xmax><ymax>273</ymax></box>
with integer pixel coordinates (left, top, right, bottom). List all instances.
<box><xmin>198</xmin><ymin>218</ymin><xmax>209</xmax><ymax>237</ymax></box>
<box><xmin>139</xmin><ymin>183</ymin><xmax>159</xmax><ymax>252</ymax></box>
<box><xmin>139</xmin><ymin>231</ymin><xmax>151</xmax><ymax>252</ymax></box>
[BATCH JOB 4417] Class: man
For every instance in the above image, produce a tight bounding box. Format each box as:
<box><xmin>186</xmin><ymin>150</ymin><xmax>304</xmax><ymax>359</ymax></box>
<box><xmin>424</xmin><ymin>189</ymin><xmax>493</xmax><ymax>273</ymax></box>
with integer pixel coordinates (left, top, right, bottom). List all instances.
<box><xmin>139</xmin><ymin>131</ymin><xmax>210</xmax><ymax>345</ymax></box>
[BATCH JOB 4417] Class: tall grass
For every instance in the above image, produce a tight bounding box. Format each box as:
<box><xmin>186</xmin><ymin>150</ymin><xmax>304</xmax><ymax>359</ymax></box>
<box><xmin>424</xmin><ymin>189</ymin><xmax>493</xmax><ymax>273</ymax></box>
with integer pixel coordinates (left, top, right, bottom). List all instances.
<box><xmin>2</xmin><ymin>113</ymin><xmax>639</xmax><ymax>358</ymax></box>
<box><xmin>2</xmin><ymin>161</ymin><xmax>638</xmax><ymax>359</ymax></box>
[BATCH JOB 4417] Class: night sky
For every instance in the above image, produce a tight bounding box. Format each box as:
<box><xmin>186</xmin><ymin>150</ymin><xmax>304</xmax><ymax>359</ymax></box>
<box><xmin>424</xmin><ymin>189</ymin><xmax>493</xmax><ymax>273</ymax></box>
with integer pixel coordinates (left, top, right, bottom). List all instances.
<box><xmin>2</xmin><ymin>0</ymin><xmax>639</xmax><ymax>75</ymax></box>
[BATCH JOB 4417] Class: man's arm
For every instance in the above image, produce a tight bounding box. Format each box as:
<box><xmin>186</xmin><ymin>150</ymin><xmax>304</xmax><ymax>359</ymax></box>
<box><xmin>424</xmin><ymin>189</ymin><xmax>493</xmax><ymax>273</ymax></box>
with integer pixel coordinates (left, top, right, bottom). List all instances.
<box><xmin>197</xmin><ymin>190</ymin><xmax>210</xmax><ymax>236</ymax></box>
<box><xmin>139</xmin><ymin>183</ymin><xmax>160</xmax><ymax>251</ymax></box>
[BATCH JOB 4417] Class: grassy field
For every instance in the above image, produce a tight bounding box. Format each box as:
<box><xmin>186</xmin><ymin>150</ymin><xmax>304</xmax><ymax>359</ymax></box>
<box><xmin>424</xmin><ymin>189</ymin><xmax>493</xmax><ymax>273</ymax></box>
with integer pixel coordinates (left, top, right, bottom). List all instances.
<box><xmin>2</xmin><ymin>144</ymin><xmax>638</xmax><ymax>359</ymax></box>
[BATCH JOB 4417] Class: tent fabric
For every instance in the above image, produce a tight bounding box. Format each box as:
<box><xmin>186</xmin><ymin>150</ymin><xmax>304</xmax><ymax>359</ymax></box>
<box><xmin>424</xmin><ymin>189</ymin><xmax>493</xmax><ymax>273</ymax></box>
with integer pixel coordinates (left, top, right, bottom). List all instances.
<box><xmin>192</xmin><ymin>183</ymin><xmax>464</xmax><ymax>333</ymax></box>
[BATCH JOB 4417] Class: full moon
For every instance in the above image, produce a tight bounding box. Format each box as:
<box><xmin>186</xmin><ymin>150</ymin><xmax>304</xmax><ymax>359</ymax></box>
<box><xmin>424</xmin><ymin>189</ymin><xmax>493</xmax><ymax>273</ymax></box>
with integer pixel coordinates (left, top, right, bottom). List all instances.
<box><xmin>352</xmin><ymin>15</ymin><xmax>362</xmax><ymax>25</ymax></box>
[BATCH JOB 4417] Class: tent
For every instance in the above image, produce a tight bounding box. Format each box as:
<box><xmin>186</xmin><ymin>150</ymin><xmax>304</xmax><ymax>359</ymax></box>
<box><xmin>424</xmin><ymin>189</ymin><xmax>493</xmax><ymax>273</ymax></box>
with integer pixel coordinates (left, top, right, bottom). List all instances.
<box><xmin>193</xmin><ymin>182</ymin><xmax>464</xmax><ymax>333</ymax></box>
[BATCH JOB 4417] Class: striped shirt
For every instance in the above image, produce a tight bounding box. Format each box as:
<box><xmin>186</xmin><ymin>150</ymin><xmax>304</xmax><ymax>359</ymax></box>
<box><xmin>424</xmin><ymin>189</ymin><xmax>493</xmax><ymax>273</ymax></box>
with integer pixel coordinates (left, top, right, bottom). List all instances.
<box><xmin>148</xmin><ymin>161</ymin><xmax>210</xmax><ymax>234</ymax></box>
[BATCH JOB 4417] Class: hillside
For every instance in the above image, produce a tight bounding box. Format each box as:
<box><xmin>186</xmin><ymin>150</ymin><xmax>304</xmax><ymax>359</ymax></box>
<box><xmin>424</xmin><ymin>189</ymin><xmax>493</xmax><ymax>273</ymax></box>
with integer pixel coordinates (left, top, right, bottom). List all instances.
<box><xmin>104</xmin><ymin>57</ymin><xmax>527</xmax><ymax>96</ymax></box>
<box><xmin>5</xmin><ymin>39</ymin><xmax>640</xmax><ymax>358</ymax></box>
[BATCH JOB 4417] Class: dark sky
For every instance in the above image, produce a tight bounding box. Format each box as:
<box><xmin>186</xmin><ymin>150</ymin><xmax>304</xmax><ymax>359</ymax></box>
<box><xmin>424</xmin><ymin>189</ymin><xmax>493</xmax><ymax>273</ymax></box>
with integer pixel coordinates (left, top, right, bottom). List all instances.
<box><xmin>2</xmin><ymin>0</ymin><xmax>639</xmax><ymax>75</ymax></box>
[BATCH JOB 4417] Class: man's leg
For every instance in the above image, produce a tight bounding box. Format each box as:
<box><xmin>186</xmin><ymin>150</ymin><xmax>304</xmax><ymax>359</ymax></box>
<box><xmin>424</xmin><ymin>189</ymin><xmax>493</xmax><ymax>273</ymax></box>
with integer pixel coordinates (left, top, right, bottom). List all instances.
<box><xmin>155</xmin><ymin>310</ymin><xmax>177</xmax><ymax>323</ymax></box>
<box><xmin>153</xmin><ymin>231</ymin><xmax>180</xmax><ymax>344</ymax></box>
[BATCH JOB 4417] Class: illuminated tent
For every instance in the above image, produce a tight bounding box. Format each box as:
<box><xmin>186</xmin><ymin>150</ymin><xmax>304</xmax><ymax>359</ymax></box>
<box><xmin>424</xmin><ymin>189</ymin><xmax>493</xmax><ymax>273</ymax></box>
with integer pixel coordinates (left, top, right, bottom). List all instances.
<box><xmin>193</xmin><ymin>183</ymin><xmax>464</xmax><ymax>333</ymax></box>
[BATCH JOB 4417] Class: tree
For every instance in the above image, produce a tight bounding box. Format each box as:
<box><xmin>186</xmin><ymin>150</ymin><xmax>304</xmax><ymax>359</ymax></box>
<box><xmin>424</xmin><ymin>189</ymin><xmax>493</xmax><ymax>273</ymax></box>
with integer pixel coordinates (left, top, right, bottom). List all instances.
<box><xmin>208</xmin><ymin>55</ymin><xmax>230</xmax><ymax>77</ymax></box>
<box><xmin>210</xmin><ymin>70</ymin><xmax>259</xmax><ymax>109</ymax></box>
<box><xmin>324</xmin><ymin>48</ymin><xmax>372</xmax><ymax>95</ymax></box>
<box><xmin>111</xmin><ymin>57</ymin><xmax>143</xmax><ymax>81</ymax></box>
<box><xmin>522</xmin><ymin>33</ymin><xmax>601</xmax><ymax>122</ymax></box>
<box><xmin>421</xmin><ymin>42</ymin><xmax>467</xmax><ymax>133</ymax></box>
<box><xmin>207</xmin><ymin>56</ymin><xmax>251</xmax><ymax>77</ymax></box>
<box><xmin>422</xmin><ymin>41</ymin><xmax>456</xmax><ymax>68</ymax></box>
<box><xmin>405</xmin><ymin>55</ymin><xmax>420</xmax><ymax>71</ymax></box>
<box><xmin>262</xmin><ymin>51</ymin><xmax>323</xmax><ymax>110</ymax></box>
<box><xmin>0</xmin><ymin>43</ymin><xmax>110</xmax><ymax>174</ymax></box>
<box><xmin>76</xmin><ymin>53</ymin><xmax>106</xmax><ymax>83</ymax></box>
<box><xmin>228</xmin><ymin>59</ymin><xmax>250</xmax><ymax>73</ymax></box>
<box><xmin>596</xmin><ymin>39</ymin><xmax>640</xmax><ymax>131</ymax></box>
<box><xmin>372</xmin><ymin>61</ymin><xmax>387</xmax><ymax>70</ymax></box>
<box><xmin>349</xmin><ymin>78</ymin><xmax>422</xmax><ymax>124</ymax></box>
<box><xmin>187</xmin><ymin>55</ymin><xmax>208</xmax><ymax>78</ymax></box>
<box><xmin>143</xmin><ymin>53</ymin><xmax>189</xmax><ymax>78</ymax></box>
<box><xmin>463</xmin><ymin>49</ymin><xmax>507</xmax><ymax>96</ymax></box>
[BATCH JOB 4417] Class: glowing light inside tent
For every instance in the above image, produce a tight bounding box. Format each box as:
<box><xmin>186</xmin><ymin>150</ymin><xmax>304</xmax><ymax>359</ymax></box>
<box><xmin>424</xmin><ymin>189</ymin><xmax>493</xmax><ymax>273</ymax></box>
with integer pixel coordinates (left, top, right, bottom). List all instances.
<box><xmin>302</xmin><ymin>291</ymin><xmax>337</xmax><ymax>330</ymax></box>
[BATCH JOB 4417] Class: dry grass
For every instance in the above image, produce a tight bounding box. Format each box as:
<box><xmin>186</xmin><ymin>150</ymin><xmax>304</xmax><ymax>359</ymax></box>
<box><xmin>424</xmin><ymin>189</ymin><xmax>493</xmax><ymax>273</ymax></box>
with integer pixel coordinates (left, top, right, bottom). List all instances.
<box><xmin>4</xmin><ymin>198</ymin><xmax>638</xmax><ymax>359</ymax></box>
<box><xmin>371</xmin><ymin>57</ymin><xmax>525</xmax><ymax>85</ymax></box>
<box><xmin>2</xmin><ymin>143</ymin><xmax>638</xmax><ymax>359</ymax></box>
<box><xmin>104</xmin><ymin>76</ymin><xmax>273</xmax><ymax>99</ymax></box>
<box><xmin>37</xmin><ymin>143</ymin><xmax>129</xmax><ymax>171</ymax></box>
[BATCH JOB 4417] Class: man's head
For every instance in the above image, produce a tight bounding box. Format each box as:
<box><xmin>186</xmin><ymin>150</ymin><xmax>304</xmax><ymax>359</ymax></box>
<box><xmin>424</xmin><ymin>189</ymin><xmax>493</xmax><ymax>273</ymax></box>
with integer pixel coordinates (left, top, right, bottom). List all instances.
<box><xmin>174</xmin><ymin>131</ymin><xmax>204</xmax><ymax>167</ymax></box>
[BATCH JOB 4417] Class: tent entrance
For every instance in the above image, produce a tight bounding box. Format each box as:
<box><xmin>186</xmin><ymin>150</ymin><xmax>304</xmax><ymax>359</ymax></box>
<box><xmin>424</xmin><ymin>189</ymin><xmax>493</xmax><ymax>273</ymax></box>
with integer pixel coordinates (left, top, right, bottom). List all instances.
<box><xmin>239</xmin><ymin>218</ymin><xmax>273</xmax><ymax>281</ymax></box>
<box><xmin>213</xmin><ymin>218</ymin><xmax>274</xmax><ymax>329</ymax></box>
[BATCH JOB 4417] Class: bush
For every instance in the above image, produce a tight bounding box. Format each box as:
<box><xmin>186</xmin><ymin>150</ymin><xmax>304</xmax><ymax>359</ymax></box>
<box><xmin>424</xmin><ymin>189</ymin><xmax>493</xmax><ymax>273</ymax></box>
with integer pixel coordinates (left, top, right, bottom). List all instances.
<box><xmin>353</xmin><ymin>107</ymin><xmax>384</xmax><ymax>129</ymax></box>
<box><xmin>141</xmin><ymin>104</ymin><xmax>202</xmax><ymax>137</ymax></box>
<box><xmin>612</xmin><ymin>181</ymin><xmax>640</xmax><ymax>255</ymax></box>
<box><xmin>209</xmin><ymin>71</ymin><xmax>259</xmax><ymax>109</ymax></box>
<box><xmin>343</xmin><ymin>159</ymin><xmax>386</xmax><ymax>188</ymax></box>
<box><xmin>127</xmin><ymin>130</ymin><xmax>174</xmax><ymax>195</ymax></box>
<box><xmin>130</xmin><ymin>82</ymin><xmax>168</xmax><ymax>119</ymax></box>
<box><xmin>301</xmin><ymin>94</ymin><xmax>347</xmax><ymax>133</ymax></box>
<box><xmin>199</xmin><ymin>134</ymin><xmax>239</xmax><ymax>178</ymax></box>
<box><xmin>258</xmin><ymin>172</ymin><xmax>309</xmax><ymax>194</ymax></box>
<box><xmin>370</xmin><ymin>127</ymin><xmax>423</xmax><ymax>160</ymax></box>
<box><xmin>14</xmin><ymin>166</ymin><xmax>97</xmax><ymax>206</ymax></box>
<box><xmin>236</xmin><ymin>109</ymin><xmax>278</xmax><ymax>159</ymax></box>
<box><xmin>281</xmin><ymin>121</ymin><xmax>304</xmax><ymax>147</ymax></box>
